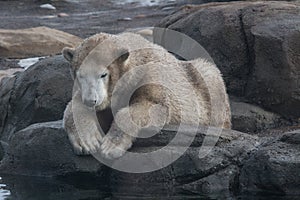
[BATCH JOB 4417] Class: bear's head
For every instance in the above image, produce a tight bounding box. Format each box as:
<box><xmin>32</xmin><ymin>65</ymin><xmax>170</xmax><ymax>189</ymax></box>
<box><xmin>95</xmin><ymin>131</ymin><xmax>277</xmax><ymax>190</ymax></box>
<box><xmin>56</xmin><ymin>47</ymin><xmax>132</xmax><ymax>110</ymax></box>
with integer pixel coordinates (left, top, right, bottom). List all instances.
<box><xmin>62</xmin><ymin>33</ymin><xmax>129</xmax><ymax>110</ymax></box>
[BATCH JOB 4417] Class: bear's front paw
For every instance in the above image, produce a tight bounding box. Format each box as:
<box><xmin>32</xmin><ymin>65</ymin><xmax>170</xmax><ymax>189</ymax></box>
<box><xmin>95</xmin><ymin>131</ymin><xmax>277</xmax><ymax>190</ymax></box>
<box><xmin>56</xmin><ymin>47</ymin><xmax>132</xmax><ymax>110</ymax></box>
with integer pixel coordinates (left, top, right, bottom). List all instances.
<box><xmin>100</xmin><ymin>132</ymin><xmax>133</xmax><ymax>159</ymax></box>
<box><xmin>68</xmin><ymin>131</ymin><xmax>102</xmax><ymax>156</ymax></box>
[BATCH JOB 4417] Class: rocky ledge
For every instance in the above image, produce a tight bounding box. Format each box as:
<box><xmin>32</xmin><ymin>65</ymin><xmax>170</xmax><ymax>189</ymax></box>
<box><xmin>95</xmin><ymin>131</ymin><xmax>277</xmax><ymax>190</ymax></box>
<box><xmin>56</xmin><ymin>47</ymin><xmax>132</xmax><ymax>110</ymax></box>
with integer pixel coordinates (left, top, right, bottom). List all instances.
<box><xmin>0</xmin><ymin>120</ymin><xmax>299</xmax><ymax>197</ymax></box>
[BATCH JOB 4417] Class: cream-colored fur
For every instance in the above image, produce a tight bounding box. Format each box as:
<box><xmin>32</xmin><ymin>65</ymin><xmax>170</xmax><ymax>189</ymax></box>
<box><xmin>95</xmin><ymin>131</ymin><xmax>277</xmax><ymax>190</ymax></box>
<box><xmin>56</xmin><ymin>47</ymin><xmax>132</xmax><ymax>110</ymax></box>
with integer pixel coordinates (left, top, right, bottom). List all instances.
<box><xmin>62</xmin><ymin>32</ymin><xmax>231</xmax><ymax>159</ymax></box>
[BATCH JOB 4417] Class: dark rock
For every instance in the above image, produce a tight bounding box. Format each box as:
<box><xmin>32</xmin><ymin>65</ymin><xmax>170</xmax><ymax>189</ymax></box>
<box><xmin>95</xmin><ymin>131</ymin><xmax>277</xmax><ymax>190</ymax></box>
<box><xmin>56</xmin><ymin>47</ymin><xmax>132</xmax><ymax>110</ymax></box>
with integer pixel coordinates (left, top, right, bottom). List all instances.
<box><xmin>155</xmin><ymin>1</ymin><xmax>300</xmax><ymax>119</ymax></box>
<box><xmin>0</xmin><ymin>55</ymin><xmax>73</xmax><ymax>142</ymax></box>
<box><xmin>246</xmin><ymin>18</ymin><xmax>300</xmax><ymax>119</ymax></box>
<box><xmin>230</xmin><ymin>99</ymin><xmax>290</xmax><ymax>133</ymax></box>
<box><xmin>239</xmin><ymin>129</ymin><xmax>300</xmax><ymax>196</ymax></box>
<box><xmin>0</xmin><ymin>120</ymin><xmax>260</xmax><ymax>197</ymax></box>
<box><xmin>0</xmin><ymin>120</ymin><xmax>106</xmax><ymax>177</ymax></box>
<box><xmin>2</xmin><ymin>120</ymin><xmax>299</xmax><ymax>196</ymax></box>
<box><xmin>280</xmin><ymin>129</ymin><xmax>300</xmax><ymax>145</ymax></box>
<box><xmin>109</xmin><ymin>126</ymin><xmax>259</xmax><ymax>196</ymax></box>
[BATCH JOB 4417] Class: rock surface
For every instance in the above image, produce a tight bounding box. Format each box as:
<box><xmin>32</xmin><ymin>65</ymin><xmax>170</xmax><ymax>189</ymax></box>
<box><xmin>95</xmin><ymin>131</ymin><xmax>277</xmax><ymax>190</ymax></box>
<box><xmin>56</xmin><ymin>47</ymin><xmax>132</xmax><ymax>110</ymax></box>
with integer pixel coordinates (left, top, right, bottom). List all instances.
<box><xmin>0</xmin><ymin>55</ymin><xmax>73</xmax><ymax>141</ymax></box>
<box><xmin>0</xmin><ymin>27</ymin><xmax>82</xmax><ymax>58</ymax></box>
<box><xmin>1</xmin><ymin>120</ymin><xmax>299</xmax><ymax>196</ymax></box>
<box><xmin>155</xmin><ymin>1</ymin><xmax>300</xmax><ymax>119</ymax></box>
<box><xmin>231</xmin><ymin>99</ymin><xmax>289</xmax><ymax>133</ymax></box>
<box><xmin>0</xmin><ymin>121</ymin><xmax>106</xmax><ymax>177</ymax></box>
<box><xmin>239</xmin><ymin>129</ymin><xmax>300</xmax><ymax>196</ymax></box>
<box><xmin>0</xmin><ymin>120</ymin><xmax>260</xmax><ymax>197</ymax></box>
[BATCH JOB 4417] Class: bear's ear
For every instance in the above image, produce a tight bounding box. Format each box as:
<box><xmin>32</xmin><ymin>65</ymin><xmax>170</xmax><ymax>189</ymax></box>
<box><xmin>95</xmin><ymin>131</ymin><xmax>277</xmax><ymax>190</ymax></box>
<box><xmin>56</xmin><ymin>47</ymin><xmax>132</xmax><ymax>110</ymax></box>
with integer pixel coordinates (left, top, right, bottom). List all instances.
<box><xmin>62</xmin><ymin>47</ymin><xmax>75</xmax><ymax>62</ymax></box>
<box><xmin>116</xmin><ymin>48</ymin><xmax>129</xmax><ymax>63</ymax></box>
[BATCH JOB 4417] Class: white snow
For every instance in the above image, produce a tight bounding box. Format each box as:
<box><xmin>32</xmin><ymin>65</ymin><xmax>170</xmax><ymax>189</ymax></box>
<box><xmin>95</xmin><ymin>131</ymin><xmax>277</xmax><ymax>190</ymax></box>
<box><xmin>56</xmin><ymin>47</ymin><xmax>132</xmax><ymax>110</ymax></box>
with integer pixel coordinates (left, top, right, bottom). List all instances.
<box><xmin>18</xmin><ymin>57</ymin><xmax>44</xmax><ymax>70</ymax></box>
<box><xmin>40</xmin><ymin>4</ymin><xmax>56</xmax><ymax>10</ymax></box>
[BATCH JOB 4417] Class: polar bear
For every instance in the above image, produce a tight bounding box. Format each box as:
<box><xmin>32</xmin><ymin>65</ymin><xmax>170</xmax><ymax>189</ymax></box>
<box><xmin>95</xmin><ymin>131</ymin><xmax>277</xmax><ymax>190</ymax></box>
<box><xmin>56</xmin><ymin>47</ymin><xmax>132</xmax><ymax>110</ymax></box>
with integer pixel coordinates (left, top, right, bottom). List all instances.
<box><xmin>62</xmin><ymin>32</ymin><xmax>231</xmax><ymax>159</ymax></box>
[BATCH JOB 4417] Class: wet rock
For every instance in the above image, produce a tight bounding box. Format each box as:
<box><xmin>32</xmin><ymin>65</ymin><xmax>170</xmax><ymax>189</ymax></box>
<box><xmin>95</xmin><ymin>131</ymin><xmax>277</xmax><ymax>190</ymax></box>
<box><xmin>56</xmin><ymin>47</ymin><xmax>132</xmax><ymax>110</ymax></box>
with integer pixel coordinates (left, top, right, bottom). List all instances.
<box><xmin>1</xmin><ymin>120</ymin><xmax>299</xmax><ymax>196</ymax></box>
<box><xmin>0</xmin><ymin>27</ymin><xmax>82</xmax><ymax>58</ymax></box>
<box><xmin>155</xmin><ymin>1</ymin><xmax>300</xmax><ymax>119</ymax></box>
<box><xmin>0</xmin><ymin>68</ymin><xmax>24</xmax><ymax>83</ymax></box>
<box><xmin>0</xmin><ymin>120</ymin><xmax>259</xmax><ymax>196</ymax></box>
<box><xmin>109</xmin><ymin>126</ymin><xmax>259</xmax><ymax>196</ymax></box>
<box><xmin>0</xmin><ymin>121</ymin><xmax>106</xmax><ymax>177</ymax></box>
<box><xmin>239</xmin><ymin>129</ymin><xmax>300</xmax><ymax>196</ymax></box>
<box><xmin>0</xmin><ymin>76</ymin><xmax>15</xmax><ymax>141</ymax></box>
<box><xmin>0</xmin><ymin>55</ymin><xmax>73</xmax><ymax>142</ymax></box>
<box><xmin>231</xmin><ymin>100</ymin><xmax>289</xmax><ymax>133</ymax></box>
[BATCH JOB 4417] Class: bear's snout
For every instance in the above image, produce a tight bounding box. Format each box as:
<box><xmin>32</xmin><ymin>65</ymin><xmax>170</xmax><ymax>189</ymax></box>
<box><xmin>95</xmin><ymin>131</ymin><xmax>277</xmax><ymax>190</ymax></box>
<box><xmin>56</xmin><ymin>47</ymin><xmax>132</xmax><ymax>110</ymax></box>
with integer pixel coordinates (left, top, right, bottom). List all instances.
<box><xmin>83</xmin><ymin>98</ymin><xmax>97</xmax><ymax>107</ymax></box>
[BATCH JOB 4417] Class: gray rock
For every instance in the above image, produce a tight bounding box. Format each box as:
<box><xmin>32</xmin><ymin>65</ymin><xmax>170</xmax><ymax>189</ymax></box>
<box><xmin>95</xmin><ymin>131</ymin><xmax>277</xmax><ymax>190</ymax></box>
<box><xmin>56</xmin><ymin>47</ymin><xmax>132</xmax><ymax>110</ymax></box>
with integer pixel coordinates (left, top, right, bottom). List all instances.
<box><xmin>155</xmin><ymin>1</ymin><xmax>300</xmax><ymax>119</ymax></box>
<box><xmin>239</xmin><ymin>129</ymin><xmax>300</xmax><ymax>196</ymax></box>
<box><xmin>108</xmin><ymin>126</ymin><xmax>259</xmax><ymax>196</ymax></box>
<box><xmin>0</xmin><ymin>120</ymin><xmax>106</xmax><ymax>177</ymax></box>
<box><xmin>0</xmin><ymin>120</ymin><xmax>260</xmax><ymax>197</ymax></box>
<box><xmin>231</xmin><ymin>100</ymin><xmax>289</xmax><ymax>133</ymax></box>
<box><xmin>0</xmin><ymin>55</ymin><xmax>73</xmax><ymax>142</ymax></box>
<box><xmin>2</xmin><ymin>120</ymin><xmax>299</xmax><ymax>196</ymax></box>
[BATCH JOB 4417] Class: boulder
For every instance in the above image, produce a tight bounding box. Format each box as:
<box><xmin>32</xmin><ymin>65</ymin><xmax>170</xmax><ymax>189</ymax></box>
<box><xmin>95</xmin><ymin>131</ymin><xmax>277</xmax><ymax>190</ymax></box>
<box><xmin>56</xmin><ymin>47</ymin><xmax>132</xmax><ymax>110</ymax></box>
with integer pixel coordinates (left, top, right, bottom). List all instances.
<box><xmin>0</xmin><ymin>55</ymin><xmax>73</xmax><ymax>142</ymax></box>
<box><xmin>0</xmin><ymin>27</ymin><xmax>82</xmax><ymax>59</ymax></box>
<box><xmin>0</xmin><ymin>120</ymin><xmax>259</xmax><ymax>197</ymax></box>
<box><xmin>230</xmin><ymin>99</ymin><xmax>289</xmax><ymax>133</ymax></box>
<box><xmin>1</xmin><ymin>120</ymin><xmax>299</xmax><ymax>196</ymax></box>
<box><xmin>155</xmin><ymin>1</ymin><xmax>300</xmax><ymax>119</ymax></box>
<box><xmin>239</xmin><ymin>129</ymin><xmax>300</xmax><ymax>196</ymax></box>
<box><xmin>0</xmin><ymin>68</ymin><xmax>24</xmax><ymax>83</ymax></box>
<box><xmin>0</xmin><ymin>121</ymin><xmax>106</xmax><ymax>177</ymax></box>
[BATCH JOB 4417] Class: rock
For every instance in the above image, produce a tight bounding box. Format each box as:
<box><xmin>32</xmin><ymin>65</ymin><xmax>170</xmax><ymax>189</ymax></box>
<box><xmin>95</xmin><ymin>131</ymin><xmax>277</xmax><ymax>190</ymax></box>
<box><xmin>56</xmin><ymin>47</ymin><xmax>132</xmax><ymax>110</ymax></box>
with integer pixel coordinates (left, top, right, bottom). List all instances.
<box><xmin>0</xmin><ymin>121</ymin><xmax>106</xmax><ymax>177</ymax></box>
<box><xmin>0</xmin><ymin>76</ymin><xmax>15</xmax><ymax>141</ymax></box>
<box><xmin>109</xmin><ymin>126</ymin><xmax>259</xmax><ymax>196</ymax></box>
<box><xmin>0</xmin><ymin>55</ymin><xmax>73</xmax><ymax>142</ymax></box>
<box><xmin>0</xmin><ymin>68</ymin><xmax>24</xmax><ymax>83</ymax></box>
<box><xmin>2</xmin><ymin>120</ymin><xmax>299</xmax><ymax>196</ymax></box>
<box><xmin>239</xmin><ymin>129</ymin><xmax>300</xmax><ymax>196</ymax></box>
<box><xmin>155</xmin><ymin>1</ymin><xmax>300</xmax><ymax>119</ymax></box>
<box><xmin>0</xmin><ymin>142</ymin><xmax>3</xmax><ymax>160</ymax></box>
<box><xmin>0</xmin><ymin>120</ymin><xmax>259</xmax><ymax>196</ymax></box>
<box><xmin>231</xmin><ymin>99</ymin><xmax>289</xmax><ymax>133</ymax></box>
<box><xmin>0</xmin><ymin>27</ymin><xmax>82</xmax><ymax>58</ymax></box>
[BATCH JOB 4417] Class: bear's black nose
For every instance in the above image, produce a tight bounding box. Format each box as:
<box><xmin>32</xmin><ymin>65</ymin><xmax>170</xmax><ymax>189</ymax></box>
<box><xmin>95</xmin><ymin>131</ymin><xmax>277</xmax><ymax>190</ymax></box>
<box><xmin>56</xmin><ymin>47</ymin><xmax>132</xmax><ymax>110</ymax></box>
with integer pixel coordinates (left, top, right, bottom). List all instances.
<box><xmin>84</xmin><ymin>99</ymin><xmax>97</xmax><ymax>107</ymax></box>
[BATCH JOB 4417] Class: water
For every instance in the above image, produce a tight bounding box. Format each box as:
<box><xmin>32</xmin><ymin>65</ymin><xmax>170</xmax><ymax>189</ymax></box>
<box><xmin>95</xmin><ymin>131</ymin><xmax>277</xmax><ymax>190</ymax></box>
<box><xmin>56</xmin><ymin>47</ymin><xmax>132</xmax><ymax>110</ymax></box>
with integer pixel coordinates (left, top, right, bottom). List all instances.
<box><xmin>0</xmin><ymin>175</ymin><xmax>214</xmax><ymax>200</ymax></box>
<box><xmin>1</xmin><ymin>175</ymin><xmax>299</xmax><ymax>200</ymax></box>
<box><xmin>0</xmin><ymin>178</ymin><xmax>10</xmax><ymax>200</ymax></box>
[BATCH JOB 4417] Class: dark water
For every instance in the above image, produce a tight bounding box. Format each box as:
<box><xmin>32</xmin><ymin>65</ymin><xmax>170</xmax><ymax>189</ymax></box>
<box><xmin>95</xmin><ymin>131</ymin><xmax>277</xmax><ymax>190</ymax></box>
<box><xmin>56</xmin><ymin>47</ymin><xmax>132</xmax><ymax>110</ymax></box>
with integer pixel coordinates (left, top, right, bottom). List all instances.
<box><xmin>1</xmin><ymin>175</ymin><xmax>299</xmax><ymax>200</ymax></box>
<box><xmin>0</xmin><ymin>175</ymin><xmax>215</xmax><ymax>200</ymax></box>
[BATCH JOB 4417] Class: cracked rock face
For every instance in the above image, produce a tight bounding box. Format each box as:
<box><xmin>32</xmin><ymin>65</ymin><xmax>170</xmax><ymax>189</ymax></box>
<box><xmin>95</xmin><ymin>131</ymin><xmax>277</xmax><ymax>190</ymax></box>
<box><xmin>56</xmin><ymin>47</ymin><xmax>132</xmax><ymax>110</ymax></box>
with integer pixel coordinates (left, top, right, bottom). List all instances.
<box><xmin>155</xmin><ymin>1</ymin><xmax>300</xmax><ymax>119</ymax></box>
<box><xmin>239</xmin><ymin>129</ymin><xmax>300</xmax><ymax>196</ymax></box>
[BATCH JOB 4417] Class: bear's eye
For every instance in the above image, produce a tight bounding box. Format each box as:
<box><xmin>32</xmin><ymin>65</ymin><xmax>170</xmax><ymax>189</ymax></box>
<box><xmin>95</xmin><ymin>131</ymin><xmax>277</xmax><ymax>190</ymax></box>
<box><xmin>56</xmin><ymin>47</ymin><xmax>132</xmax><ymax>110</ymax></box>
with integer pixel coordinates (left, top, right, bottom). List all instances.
<box><xmin>100</xmin><ymin>73</ymin><xmax>108</xmax><ymax>78</ymax></box>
